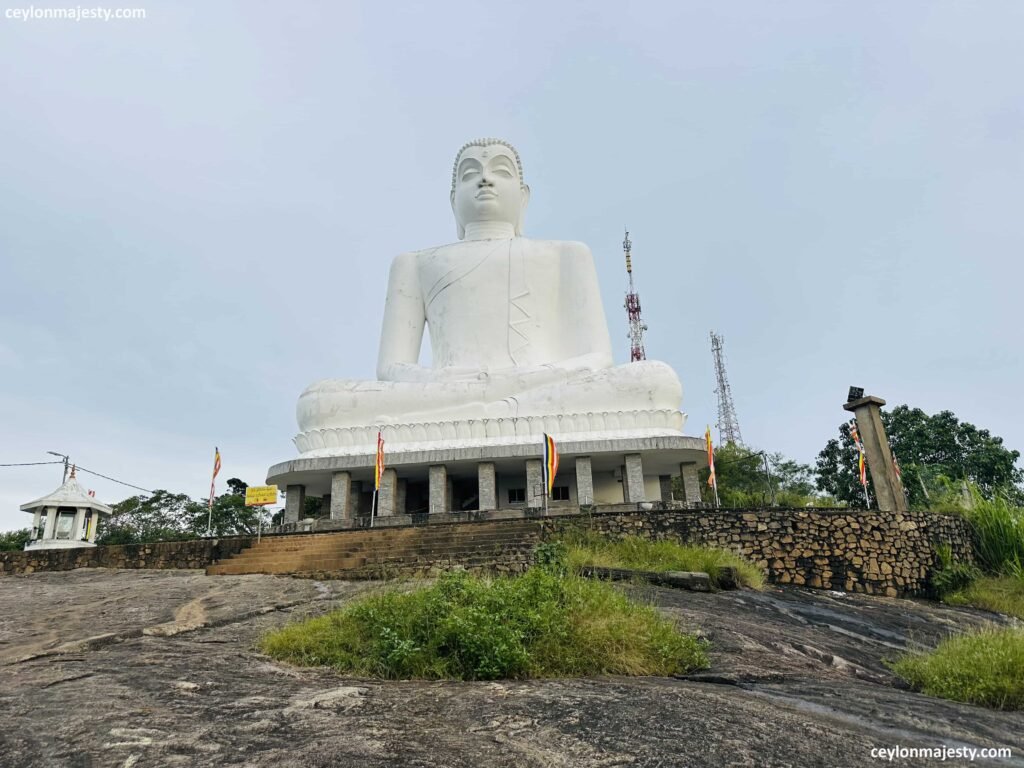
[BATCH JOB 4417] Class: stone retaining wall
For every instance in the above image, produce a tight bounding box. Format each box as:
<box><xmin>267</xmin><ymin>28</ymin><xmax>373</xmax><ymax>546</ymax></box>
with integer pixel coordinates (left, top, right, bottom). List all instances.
<box><xmin>0</xmin><ymin>506</ymin><xmax>974</xmax><ymax>597</ymax></box>
<box><xmin>546</xmin><ymin>506</ymin><xmax>974</xmax><ymax>597</ymax></box>
<box><xmin>0</xmin><ymin>537</ymin><xmax>253</xmax><ymax>576</ymax></box>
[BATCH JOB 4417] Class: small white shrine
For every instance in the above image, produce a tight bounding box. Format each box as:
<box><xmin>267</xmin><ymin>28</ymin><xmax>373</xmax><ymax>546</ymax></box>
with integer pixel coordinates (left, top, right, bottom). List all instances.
<box><xmin>20</xmin><ymin>468</ymin><xmax>111</xmax><ymax>550</ymax></box>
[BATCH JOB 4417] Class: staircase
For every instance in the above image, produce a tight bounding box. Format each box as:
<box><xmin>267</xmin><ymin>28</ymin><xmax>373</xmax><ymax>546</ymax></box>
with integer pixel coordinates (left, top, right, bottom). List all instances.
<box><xmin>206</xmin><ymin>519</ymin><xmax>545</xmax><ymax>579</ymax></box>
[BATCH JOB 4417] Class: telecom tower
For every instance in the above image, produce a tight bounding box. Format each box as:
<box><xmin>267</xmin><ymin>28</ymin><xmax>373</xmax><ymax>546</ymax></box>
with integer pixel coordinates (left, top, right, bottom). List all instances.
<box><xmin>710</xmin><ymin>331</ymin><xmax>743</xmax><ymax>445</ymax></box>
<box><xmin>623</xmin><ymin>230</ymin><xmax>647</xmax><ymax>362</ymax></box>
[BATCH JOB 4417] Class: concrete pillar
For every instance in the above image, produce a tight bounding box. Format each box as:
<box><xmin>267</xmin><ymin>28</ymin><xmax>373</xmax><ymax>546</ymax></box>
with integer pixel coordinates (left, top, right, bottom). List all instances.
<box><xmin>330</xmin><ymin>471</ymin><xmax>352</xmax><ymax>521</ymax></box>
<box><xmin>575</xmin><ymin>456</ymin><xmax>594</xmax><ymax>505</ymax></box>
<box><xmin>377</xmin><ymin>468</ymin><xmax>398</xmax><ymax>516</ymax></box>
<box><xmin>31</xmin><ymin>509</ymin><xmax>42</xmax><ymax>539</ymax></box>
<box><xmin>526</xmin><ymin>459</ymin><xmax>544</xmax><ymax>507</ymax></box>
<box><xmin>429</xmin><ymin>465</ymin><xmax>448</xmax><ymax>514</ymax></box>
<box><xmin>478</xmin><ymin>462</ymin><xmax>497</xmax><ymax>510</ymax></box>
<box><xmin>623</xmin><ymin>454</ymin><xmax>646</xmax><ymax>503</ymax></box>
<box><xmin>44</xmin><ymin>507</ymin><xmax>56</xmax><ymax>539</ymax></box>
<box><xmin>844</xmin><ymin>394</ymin><xmax>908</xmax><ymax>513</ymax></box>
<box><xmin>351</xmin><ymin>481</ymin><xmax>364</xmax><ymax>516</ymax></box>
<box><xmin>659</xmin><ymin>475</ymin><xmax>673</xmax><ymax>503</ymax></box>
<box><xmin>397</xmin><ymin>478</ymin><xmax>407</xmax><ymax>515</ymax></box>
<box><xmin>680</xmin><ymin>463</ymin><xmax>701</xmax><ymax>506</ymax></box>
<box><xmin>75</xmin><ymin>507</ymin><xmax>86</xmax><ymax>540</ymax></box>
<box><xmin>88</xmin><ymin>513</ymin><xmax>99</xmax><ymax>543</ymax></box>
<box><xmin>285</xmin><ymin>484</ymin><xmax>306</xmax><ymax>524</ymax></box>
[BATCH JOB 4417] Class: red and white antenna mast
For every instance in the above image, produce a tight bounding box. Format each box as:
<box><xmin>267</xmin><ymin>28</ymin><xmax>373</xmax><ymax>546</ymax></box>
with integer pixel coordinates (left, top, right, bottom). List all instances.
<box><xmin>623</xmin><ymin>229</ymin><xmax>647</xmax><ymax>362</ymax></box>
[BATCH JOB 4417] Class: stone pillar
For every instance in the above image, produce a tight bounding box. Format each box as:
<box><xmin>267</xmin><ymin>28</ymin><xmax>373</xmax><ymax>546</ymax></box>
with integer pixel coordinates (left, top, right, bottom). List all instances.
<box><xmin>351</xmin><ymin>481</ymin><xmax>364</xmax><ymax>516</ymax></box>
<box><xmin>478</xmin><ymin>462</ymin><xmax>497</xmax><ymax>510</ymax></box>
<box><xmin>285</xmin><ymin>484</ymin><xmax>306</xmax><ymax>524</ymax></box>
<box><xmin>526</xmin><ymin>459</ymin><xmax>544</xmax><ymax>507</ymax></box>
<box><xmin>659</xmin><ymin>475</ymin><xmax>673</xmax><ymax>503</ymax></box>
<box><xmin>575</xmin><ymin>456</ymin><xmax>594</xmax><ymax>506</ymax></box>
<box><xmin>396</xmin><ymin>478</ymin><xmax>407</xmax><ymax>515</ymax></box>
<box><xmin>378</xmin><ymin>468</ymin><xmax>398</xmax><ymax>516</ymax></box>
<box><xmin>623</xmin><ymin>453</ymin><xmax>646</xmax><ymax>503</ymax></box>
<box><xmin>844</xmin><ymin>395</ymin><xmax>908</xmax><ymax>513</ymax></box>
<box><xmin>680</xmin><ymin>463</ymin><xmax>701</xmax><ymax>506</ymax></box>
<box><xmin>429</xmin><ymin>465</ymin><xmax>448</xmax><ymax>514</ymax></box>
<box><xmin>330</xmin><ymin>471</ymin><xmax>352</xmax><ymax>521</ymax></box>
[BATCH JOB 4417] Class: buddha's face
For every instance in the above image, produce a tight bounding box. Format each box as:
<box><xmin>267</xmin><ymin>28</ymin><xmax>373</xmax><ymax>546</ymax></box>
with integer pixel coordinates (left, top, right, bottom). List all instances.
<box><xmin>451</xmin><ymin>144</ymin><xmax>529</xmax><ymax>238</ymax></box>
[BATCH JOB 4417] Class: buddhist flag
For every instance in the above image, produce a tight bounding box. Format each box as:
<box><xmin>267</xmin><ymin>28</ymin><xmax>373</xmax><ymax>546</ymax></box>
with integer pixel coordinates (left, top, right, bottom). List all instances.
<box><xmin>705</xmin><ymin>426</ymin><xmax>717</xmax><ymax>491</ymax></box>
<box><xmin>374</xmin><ymin>432</ymin><xmax>385</xmax><ymax>491</ymax></box>
<box><xmin>542</xmin><ymin>433</ymin><xmax>559</xmax><ymax>495</ymax></box>
<box><xmin>208</xmin><ymin>447</ymin><xmax>221</xmax><ymax>511</ymax></box>
<box><xmin>848</xmin><ymin>422</ymin><xmax>868</xmax><ymax>488</ymax></box>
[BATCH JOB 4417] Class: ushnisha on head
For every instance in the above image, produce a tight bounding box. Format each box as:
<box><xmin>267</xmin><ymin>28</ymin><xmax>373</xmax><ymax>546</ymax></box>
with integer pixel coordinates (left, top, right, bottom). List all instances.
<box><xmin>450</xmin><ymin>138</ymin><xmax>530</xmax><ymax>240</ymax></box>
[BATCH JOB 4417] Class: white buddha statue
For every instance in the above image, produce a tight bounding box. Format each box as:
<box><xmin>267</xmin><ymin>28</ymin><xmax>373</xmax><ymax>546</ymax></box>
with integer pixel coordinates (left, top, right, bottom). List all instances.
<box><xmin>295</xmin><ymin>139</ymin><xmax>685</xmax><ymax>456</ymax></box>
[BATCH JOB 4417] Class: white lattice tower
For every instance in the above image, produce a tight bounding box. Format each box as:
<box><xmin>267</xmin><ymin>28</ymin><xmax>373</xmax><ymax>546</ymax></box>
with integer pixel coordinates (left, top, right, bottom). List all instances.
<box><xmin>710</xmin><ymin>330</ymin><xmax>743</xmax><ymax>445</ymax></box>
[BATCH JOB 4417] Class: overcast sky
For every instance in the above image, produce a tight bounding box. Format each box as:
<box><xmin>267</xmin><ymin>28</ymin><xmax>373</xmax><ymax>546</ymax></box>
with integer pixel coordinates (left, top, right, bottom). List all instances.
<box><xmin>1</xmin><ymin>1</ymin><xmax>1021</xmax><ymax>531</ymax></box>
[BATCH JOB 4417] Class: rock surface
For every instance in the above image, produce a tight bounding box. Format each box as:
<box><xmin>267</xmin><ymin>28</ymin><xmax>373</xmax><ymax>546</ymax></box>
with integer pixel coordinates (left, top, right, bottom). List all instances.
<box><xmin>1</xmin><ymin>569</ymin><xmax>1021</xmax><ymax>767</ymax></box>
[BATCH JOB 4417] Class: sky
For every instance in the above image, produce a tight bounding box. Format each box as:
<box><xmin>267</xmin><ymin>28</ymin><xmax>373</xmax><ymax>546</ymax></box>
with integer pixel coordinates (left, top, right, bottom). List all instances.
<box><xmin>1</xmin><ymin>1</ymin><xmax>1022</xmax><ymax>531</ymax></box>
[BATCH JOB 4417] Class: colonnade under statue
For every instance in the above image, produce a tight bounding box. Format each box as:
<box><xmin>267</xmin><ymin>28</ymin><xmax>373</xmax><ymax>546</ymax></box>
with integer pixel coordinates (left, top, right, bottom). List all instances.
<box><xmin>270</xmin><ymin>436</ymin><xmax>706</xmax><ymax>525</ymax></box>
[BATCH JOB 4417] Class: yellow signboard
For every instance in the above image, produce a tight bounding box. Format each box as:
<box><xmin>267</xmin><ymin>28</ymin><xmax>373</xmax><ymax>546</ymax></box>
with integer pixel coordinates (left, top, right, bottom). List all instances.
<box><xmin>245</xmin><ymin>485</ymin><xmax>278</xmax><ymax>506</ymax></box>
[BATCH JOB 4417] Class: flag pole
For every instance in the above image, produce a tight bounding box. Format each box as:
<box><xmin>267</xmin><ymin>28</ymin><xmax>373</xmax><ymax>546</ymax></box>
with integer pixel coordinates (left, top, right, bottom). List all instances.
<box><xmin>370</xmin><ymin>489</ymin><xmax>377</xmax><ymax>528</ymax></box>
<box><xmin>206</xmin><ymin>447</ymin><xmax>221</xmax><ymax>538</ymax></box>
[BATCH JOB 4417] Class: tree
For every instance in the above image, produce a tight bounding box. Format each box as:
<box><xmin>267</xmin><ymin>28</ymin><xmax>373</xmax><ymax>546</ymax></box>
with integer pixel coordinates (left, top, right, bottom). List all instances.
<box><xmin>97</xmin><ymin>490</ymin><xmax>196</xmax><ymax>545</ymax></box>
<box><xmin>0</xmin><ymin>528</ymin><xmax>31</xmax><ymax>552</ymax></box>
<box><xmin>815</xmin><ymin>405</ymin><xmax>1023</xmax><ymax>508</ymax></box>
<box><xmin>698</xmin><ymin>443</ymin><xmax>828</xmax><ymax>507</ymax></box>
<box><xmin>188</xmin><ymin>477</ymin><xmax>269</xmax><ymax>537</ymax></box>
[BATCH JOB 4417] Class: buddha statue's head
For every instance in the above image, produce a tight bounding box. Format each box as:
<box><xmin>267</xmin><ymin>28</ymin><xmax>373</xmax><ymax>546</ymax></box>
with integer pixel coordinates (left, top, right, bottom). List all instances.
<box><xmin>450</xmin><ymin>138</ymin><xmax>530</xmax><ymax>239</ymax></box>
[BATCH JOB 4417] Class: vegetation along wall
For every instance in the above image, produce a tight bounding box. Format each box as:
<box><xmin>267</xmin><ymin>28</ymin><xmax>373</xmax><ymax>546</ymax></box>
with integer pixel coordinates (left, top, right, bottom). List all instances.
<box><xmin>551</xmin><ymin>506</ymin><xmax>973</xmax><ymax>597</ymax></box>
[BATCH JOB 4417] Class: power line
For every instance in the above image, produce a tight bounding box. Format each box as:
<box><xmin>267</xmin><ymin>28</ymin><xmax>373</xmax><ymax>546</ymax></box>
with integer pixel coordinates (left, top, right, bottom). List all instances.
<box><xmin>75</xmin><ymin>465</ymin><xmax>153</xmax><ymax>495</ymax></box>
<box><xmin>0</xmin><ymin>461</ymin><xmax>65</xmax><ymax>467</ymax></box>
<box><xmin>0</xmin><ymin>459</ymin><xmax>152</xmax><ymax>495</ymax></box>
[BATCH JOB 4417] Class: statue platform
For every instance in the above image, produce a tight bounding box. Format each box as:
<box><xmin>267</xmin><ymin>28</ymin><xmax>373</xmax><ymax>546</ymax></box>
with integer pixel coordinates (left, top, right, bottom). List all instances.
<box><xmin>268</xmin><ymin>434</ymin><xmax>707</xmax><ymax>523</ymax></box>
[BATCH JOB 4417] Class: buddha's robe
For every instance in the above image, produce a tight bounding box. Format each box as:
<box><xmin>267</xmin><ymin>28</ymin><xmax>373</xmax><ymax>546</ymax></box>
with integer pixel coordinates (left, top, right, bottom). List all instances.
<box><xmin>297</xmin><ymin>237</ymin><xmax>681</xmax><ymax>433</ymax></box>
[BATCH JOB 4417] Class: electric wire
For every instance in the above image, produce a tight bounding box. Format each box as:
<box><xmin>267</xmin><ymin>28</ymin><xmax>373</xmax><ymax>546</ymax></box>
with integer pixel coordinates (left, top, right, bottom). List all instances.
<box><xmin>0</xmin><ymin>460</ymin><xmax>153</xmax><ymax>494</ymax></box>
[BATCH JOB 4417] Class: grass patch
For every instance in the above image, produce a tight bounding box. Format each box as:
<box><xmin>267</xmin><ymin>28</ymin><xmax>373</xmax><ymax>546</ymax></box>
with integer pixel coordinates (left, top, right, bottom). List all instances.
<box><xmin>946</xmin><ymin>575</ymin><xmax>1024</xmax><ymax>621</ymax></box>
<box><xmin>260</xmin><ymin>568</ymin><xmax>708</xmax><ymax>680</ymax></box>
<box><xmin>890</xmin><ymin>627</ymin><xmax>1024</xmax><ymax>710</ymax></box>
<box><xmin>562</xmin><ymin>532</ymin><xmax>765</xmax><ymax>590</ymax></box>
<box><xmin>962</xmin><ymin>493</ymin><xmax>1024</xmax><ymax>576</ymax></box>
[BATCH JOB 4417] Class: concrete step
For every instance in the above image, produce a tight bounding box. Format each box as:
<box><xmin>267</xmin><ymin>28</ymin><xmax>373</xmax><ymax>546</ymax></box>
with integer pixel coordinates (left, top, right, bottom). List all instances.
<box><xmin>216</xmin><ymin>542</ymin><xmax>539</xmax><ymax>571</ymax></box>
<box><xmin>222</xmin><ymin>533</ymin><xmax>540</xmax><ymax>561</ymax></box>
<box><xmin>207</xmin><ymin>518</ymin><xmax>547</xmax><ymax>577</ymax></box>
<box><xmin>249</xmin><ymin>525</ymin><xmax>542</xmax><ymax>550</ymax></box>
<box><xmin>230</xmin><ymin>532</ymin><xmax>540</xmax><ymax>557</ymax></box>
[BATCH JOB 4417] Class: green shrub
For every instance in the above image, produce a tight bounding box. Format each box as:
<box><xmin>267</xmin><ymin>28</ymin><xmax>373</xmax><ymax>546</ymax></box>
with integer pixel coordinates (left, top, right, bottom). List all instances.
<box><xmin>890</xmin><ymin>627</ymin><xmax>1024</xmax><ymax>710</ymax></box>
<box><xmin>0</xmin><ymin>529</ymin><xmax>31</xmax><ymax>552</ymax></box>
<box><xmin>533</xmin><ymin>540</ymin><xmax>569</xmax><ymax>574</ymax></box>
<box><xmin>945</xmin><ymin>575</ymin><xmax>1024</xmax><ymax>621</ymax></box>
<box><xmin>964</xmin><ymin>493</ymin><xmax>1024</xmax><ymax>576</ymax></box>
<box><xmin>561</xmin><ymin>532</ymin><xmax>764</xmax><ymax>590</ymax></box>
<box><xmin>260</xmin><ymin>568</ymin><xmax>708</xmax><ymax>680</ymax></box>
<box><xmin>930</xmin><ymin>544</ymin><xmax>981</xmax><ymax>599</ymax></box>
